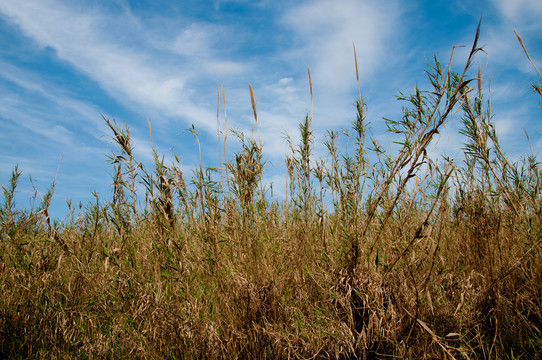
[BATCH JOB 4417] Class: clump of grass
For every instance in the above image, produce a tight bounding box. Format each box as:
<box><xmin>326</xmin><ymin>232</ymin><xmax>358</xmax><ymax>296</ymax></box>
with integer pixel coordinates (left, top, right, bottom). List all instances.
<box><xmin>1</xmin><ymin>24</ymin><xmax>542</xmax><ymax>359</ymax></box>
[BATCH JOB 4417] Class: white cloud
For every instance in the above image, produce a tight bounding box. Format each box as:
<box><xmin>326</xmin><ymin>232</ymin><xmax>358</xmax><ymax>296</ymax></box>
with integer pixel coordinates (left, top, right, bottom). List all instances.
<box><xmin>0</xmin><ymin>0</ymin><xmax>245</xmax><ymax>133</ymax></box>
<box><xmin>170</xmin><ymin>23</ymin><xmax>219</xmax><ymax>56</ymax></box>
<box><xmin>483</xmin><ymin>0</ymin><xmax>542</xmax><ymax>72</ymax></box>
<box><xmin>280</xmin><ymin>0</ymin><xmax>400</xmax><ymax>95</ymax></box>
<box><xmin>204</xmin><ymin>60</ymin><xmax>248</xmax><ymax>77</ymax></box>
<box><xmin>0</xmin><ymin>0</ymin><xmax>403</xmax><ymax>165</ymax></box>
<box><xmin>492</xmin><ymin>0</ymin><xmax>542</xmax><ymax>25</ymax></box>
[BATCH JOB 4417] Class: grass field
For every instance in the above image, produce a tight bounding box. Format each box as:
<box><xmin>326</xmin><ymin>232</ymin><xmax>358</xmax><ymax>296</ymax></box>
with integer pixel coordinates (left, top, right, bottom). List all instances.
<box><xmin>1</xmin><ymin>25</ymin><xmax>542</xmax><ymax>359</ymax></box>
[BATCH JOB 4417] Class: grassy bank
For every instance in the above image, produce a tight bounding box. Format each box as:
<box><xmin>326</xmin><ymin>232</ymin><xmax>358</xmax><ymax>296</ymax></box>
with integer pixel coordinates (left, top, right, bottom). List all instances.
<box><xmin>1</xmin><ymin>26</ymin><xmax>542</xmax><ymax>359</ymax></box>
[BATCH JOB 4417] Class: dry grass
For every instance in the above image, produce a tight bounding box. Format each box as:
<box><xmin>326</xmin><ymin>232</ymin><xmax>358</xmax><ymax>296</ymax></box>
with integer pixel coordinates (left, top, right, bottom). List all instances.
<box><xmin>1</xmin><ymin>25</ymin><xmax>542</xmax><ymax>359</ymax></box>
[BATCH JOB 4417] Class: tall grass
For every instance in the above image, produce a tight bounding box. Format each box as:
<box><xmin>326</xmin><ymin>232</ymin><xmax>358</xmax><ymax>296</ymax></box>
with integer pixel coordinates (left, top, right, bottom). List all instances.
<box><xmin>1</xmin><ymin>25</ymin><xmax>542</xmax><ymax>359</ymax></box>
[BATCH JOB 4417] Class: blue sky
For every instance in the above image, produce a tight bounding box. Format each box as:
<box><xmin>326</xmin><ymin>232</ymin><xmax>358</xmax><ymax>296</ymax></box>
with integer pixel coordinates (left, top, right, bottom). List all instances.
<box><xmin>1</xmin><ymin>0</ymin><xmax>541</xmax><ymax>219</ymax></box>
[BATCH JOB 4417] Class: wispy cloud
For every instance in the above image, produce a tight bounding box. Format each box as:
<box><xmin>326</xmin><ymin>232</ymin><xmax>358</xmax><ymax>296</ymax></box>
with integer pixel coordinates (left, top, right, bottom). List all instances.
<box><xmin>0</xmin><ymin>0</ymin><xmax>402</xmax><ymax>156</ymax></box>
<box><xmin>0</xmin><ymin>0</ymin><xmax>247</xmax><ymax>133</ymax></box>
<box><xmin>492</xmin><ymin>0</ymin><xmax>542</xmax><ymax>25</ymax></box>
<box><xmin>281</xmin><ymin>0</ymin><xmax>400</xmax><ymax>96</ymax></box>
<box><xmin>482</xmin><ymin>0</ymin><xmax>542</xmax><ymax>70</ymax></box>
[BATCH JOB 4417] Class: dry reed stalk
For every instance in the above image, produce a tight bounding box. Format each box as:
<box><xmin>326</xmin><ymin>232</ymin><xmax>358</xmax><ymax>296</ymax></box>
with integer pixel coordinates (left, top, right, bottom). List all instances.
<box><xmin>222</xmin><ymin>86</ymin><xmax>231</xmax><ymax>200</ymax></box>
<box><xmin>248</xmin><ymin>83</ymin><xmax>262</xmax><ymax>149</ymax></box>
<box><xmin>216</xmin><ymin>83</ymin><xmax>225</xmax><ymax>205</ymax></box>
<box><xmin>515</xmin><ymin>30</ymin><xmax>542</xmax><ymax>79</ymax></box>
<box><xmin>308</xmin><ymin>66</ymin><xmax>313</xmax><ymax>131</ymax></box>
